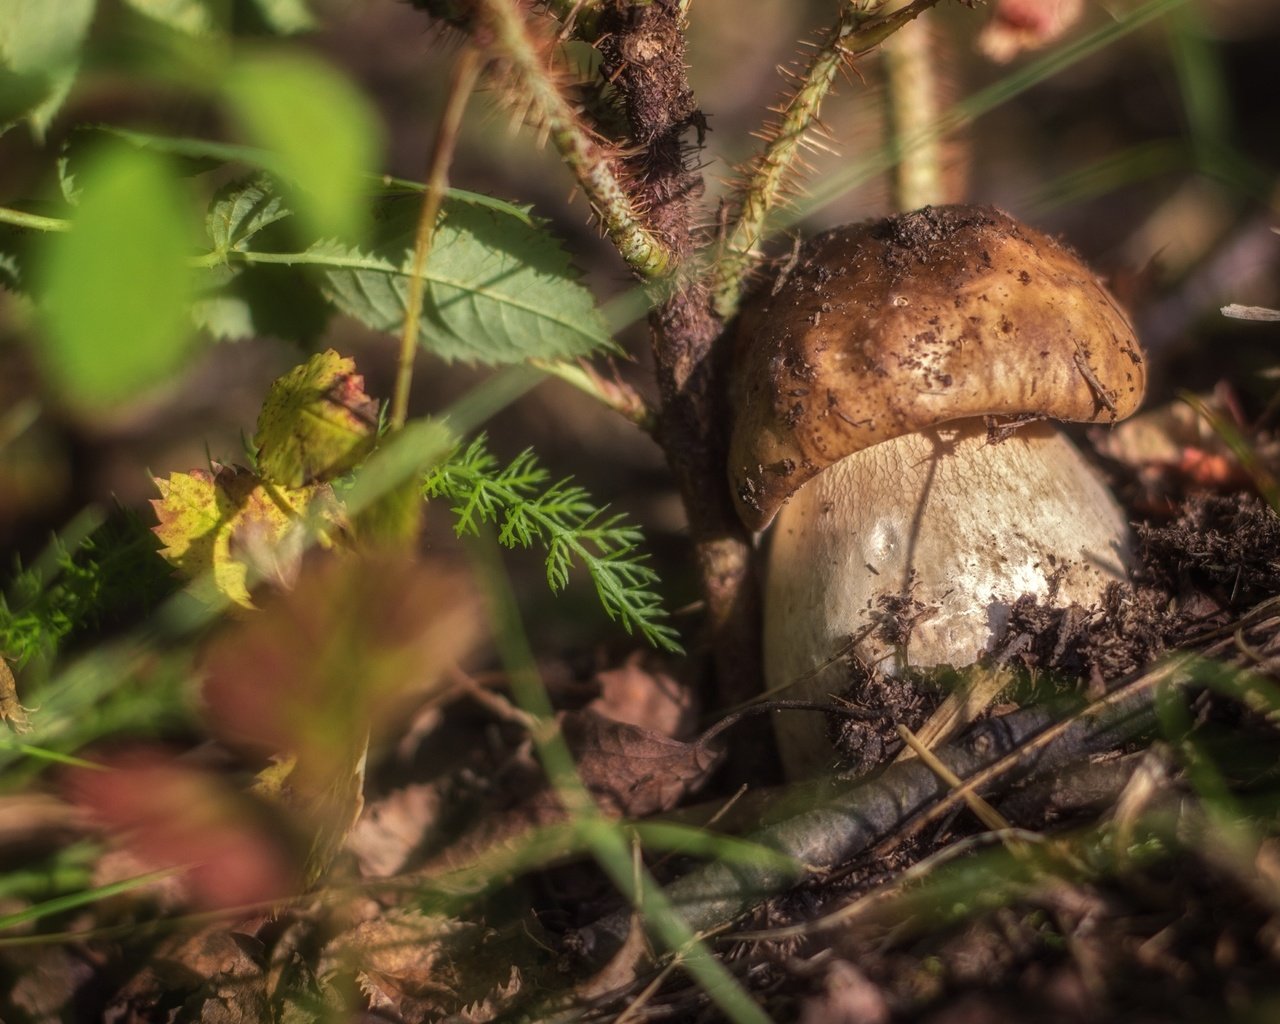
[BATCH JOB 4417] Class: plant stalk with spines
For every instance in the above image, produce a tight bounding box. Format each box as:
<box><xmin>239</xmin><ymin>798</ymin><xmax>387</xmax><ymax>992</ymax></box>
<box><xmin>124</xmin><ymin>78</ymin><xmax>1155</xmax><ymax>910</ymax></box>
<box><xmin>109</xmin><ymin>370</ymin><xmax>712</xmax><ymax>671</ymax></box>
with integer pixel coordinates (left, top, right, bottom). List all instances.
<box><xmin>708</xmin><ymin>0</ymin><xmax>947</xmax><ymax>320</ymax></box>
<box><xmin>472</xmin><ymin>0</ymin><xmax>675</xmax><ymax>280</ymax></box>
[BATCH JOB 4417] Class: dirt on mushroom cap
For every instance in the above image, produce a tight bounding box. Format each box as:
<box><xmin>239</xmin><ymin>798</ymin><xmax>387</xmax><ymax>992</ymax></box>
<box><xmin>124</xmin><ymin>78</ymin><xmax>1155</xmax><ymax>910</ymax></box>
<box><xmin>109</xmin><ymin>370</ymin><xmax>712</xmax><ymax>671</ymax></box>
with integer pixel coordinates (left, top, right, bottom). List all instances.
<box><xmin>728</xmin><ymin>204</ymin><xmax>1147</xmax><ymax>531</ymax></box>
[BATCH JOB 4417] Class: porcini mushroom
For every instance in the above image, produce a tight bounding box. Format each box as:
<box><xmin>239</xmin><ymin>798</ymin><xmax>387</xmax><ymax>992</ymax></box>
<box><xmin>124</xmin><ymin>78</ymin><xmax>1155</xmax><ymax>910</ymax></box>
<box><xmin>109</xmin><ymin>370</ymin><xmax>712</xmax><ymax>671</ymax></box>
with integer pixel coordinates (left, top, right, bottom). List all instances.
<box><xmin>729</xmin><ymin>205</ymin><xmax>1146</xmax><ymax>777</ymax></box>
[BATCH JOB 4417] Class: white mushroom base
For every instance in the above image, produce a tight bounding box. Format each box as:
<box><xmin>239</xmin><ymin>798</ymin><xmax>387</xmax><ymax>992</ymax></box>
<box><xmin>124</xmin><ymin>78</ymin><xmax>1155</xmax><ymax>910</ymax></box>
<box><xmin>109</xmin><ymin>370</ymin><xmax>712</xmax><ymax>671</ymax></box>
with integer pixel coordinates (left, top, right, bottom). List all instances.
<box><xmin>764</xmin><ymin>421</ymin><xmax>1131</xmax><ymax>778</ymax></box>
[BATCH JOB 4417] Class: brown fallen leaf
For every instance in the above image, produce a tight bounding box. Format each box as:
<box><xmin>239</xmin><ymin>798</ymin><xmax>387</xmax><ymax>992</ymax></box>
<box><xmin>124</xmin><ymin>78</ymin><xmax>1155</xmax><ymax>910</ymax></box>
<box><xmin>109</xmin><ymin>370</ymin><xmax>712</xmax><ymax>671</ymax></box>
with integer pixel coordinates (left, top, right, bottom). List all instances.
<box><xmin>200</xmin><ymin>553</ymin><xmax>482</xmax><ymax>883</ymax></box>
<box><xmin>799</xmin><ymin>959</ymin><xmax>890</xmax><ymax>1024</ymax></box>
<box><xmin>0</xmin><ymin>655</ymin><xmax>31</xmax><ymax>734</ymax></box>
<box><xmin>560</xmin><ymin>708</ymin><xmax>721</xmax><ymax>818</ymax></box>
<box><xmin>588</xmin><ymin>651</ymin><xmax>697</xmax><ymax>739</ymax></box>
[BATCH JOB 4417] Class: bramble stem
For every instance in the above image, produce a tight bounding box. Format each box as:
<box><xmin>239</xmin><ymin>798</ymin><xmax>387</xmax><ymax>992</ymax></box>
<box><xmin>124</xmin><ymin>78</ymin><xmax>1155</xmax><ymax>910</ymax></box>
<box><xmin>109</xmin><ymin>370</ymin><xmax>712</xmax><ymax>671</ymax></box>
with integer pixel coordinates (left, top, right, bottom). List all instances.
<box><xmin>391</xmin><ymin>46</ymin><xmax>483</xmax><ymax>431</ymax></box>
<box><xmin>709</xmin><ymin>0</ymin><xmax>945</xmax><ymax>320</ymax></box>
<box><xmin>473</xmin><ymin>0</ymin><xmax>675</xmax><ymax>280</ymax></box>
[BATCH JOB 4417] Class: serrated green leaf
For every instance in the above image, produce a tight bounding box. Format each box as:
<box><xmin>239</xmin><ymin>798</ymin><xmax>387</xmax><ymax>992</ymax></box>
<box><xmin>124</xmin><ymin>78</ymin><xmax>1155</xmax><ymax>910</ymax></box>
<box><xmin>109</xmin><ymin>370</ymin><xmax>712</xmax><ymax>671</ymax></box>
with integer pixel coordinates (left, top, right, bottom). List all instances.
<box><xmin>36</xmin><ymin>145</ymin><xmax>196</xmax><ymax>407</ymax></box>
<box><xmin>250</xmin><ymin>0</ymin><xmax>314</xmax><ymax>33</ymax></box>
<box><xmin>254</xmin><ymin>350</ymin><xmax>379</xmax><ymax>487</ymax></box>
<box><xmin>319</xmin><ymin>197</ymin><xmax>613</xmax><ymax>365</ymax></box>
<box><xmin>0</xmin><ymin>0</ymin><xmax>96</xmax><ymax>136</ymax></box>
<box><xmin>151</xmin><ymin>464</ymin><xmax>336</xmax><ymax>608</ymax></box>
<box><xmin>120</xmin><ymin>0</ymin><xmax>216</xmax><ymax>35</ymax></box>
<box><xmin>221</xmin><ymin>50</ymin><xmax>381</xmax><ymax>242</ymax></box>
<box><xmin>206</xmin><ymin>177</ymin><xmax>291</xmax><ymax>253</ymax></box>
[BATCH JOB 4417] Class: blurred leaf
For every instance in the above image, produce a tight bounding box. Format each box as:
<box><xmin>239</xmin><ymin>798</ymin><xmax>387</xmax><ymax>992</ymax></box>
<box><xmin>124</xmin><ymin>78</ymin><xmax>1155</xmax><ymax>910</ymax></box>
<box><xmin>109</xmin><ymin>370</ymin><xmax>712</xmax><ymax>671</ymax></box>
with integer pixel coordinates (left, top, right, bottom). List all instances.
<box><xmin>320</xmin><ymin>197</ymin><xmax>613</xmax><ymax>365</ymax></box>
<box><xmin>201</xmin><ymin>554</ymin><xmax>482</xmax><ymax>882</ymax></box>
<box><xmin>251</xmin><ymin>0</ymin><xmax>314</xmax><ymax>33</ymax></box>
<box><xmin>221</xmin><ymin>50</ymin><xmax>381</xmax><ymax>242</ymax></box>
<box><xmin>0</xmin><ymin>0</ymin><xmax>96</xmax><ymax>135</ymax></box>
<box><xmin>254</xmin><ymin>349</ymin><xmax>379</xmax><ymax>487</ymax></box>
<box><xmin>66</xmin><ymin>750</ymin><xmax>301</xmax><ymax>909</ymax></box>
<box><xmin>206</xmin><ymin>176</ymin><xmax>291</xmax><ymax>253</ymax></box>
<box><xmin>120</xmin><ymin>0</ymin><xmax>216</xmax><ymax>35</ymax></box>
<box><xmin>151</xmin><ymin>464</ymin><xmax>339</xmax><ymax>608</ymax></box>
<box><xmin>37</xmin><ymin>145</ymin><xmax>195</xmax><ymax>407</ymax></box>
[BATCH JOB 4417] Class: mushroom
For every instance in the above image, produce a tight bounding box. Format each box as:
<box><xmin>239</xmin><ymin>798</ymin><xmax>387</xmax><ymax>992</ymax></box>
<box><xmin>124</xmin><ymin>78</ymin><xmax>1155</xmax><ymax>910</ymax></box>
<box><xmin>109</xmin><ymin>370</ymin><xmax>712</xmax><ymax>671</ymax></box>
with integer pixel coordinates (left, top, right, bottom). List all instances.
<box><xmin>728</xmin><ymin>205</ymin><xmax>1146</xmax><ymax>778</ymax></box>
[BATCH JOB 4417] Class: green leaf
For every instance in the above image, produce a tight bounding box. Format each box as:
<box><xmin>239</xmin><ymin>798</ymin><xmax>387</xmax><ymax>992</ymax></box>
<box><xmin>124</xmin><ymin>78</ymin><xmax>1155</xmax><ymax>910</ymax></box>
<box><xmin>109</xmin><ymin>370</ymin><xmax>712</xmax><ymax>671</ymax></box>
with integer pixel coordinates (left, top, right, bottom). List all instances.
<box><xmin>36</xmin><ymin>145</ymin><xmax>196</xmax><ymax>407</ymax></box>
<box><xmin>319</xmin><ymin>196</ymin><xmax>613</xmax><ymax>365</ymax></box>
<box><xmin>0</xmin><ymin>0</ymin><xmax>96</xmax><ymax>136</ymax></box>
<box><xmin>250</xmin><ymin>0</ymin><xmax>314</xmax><ymax>33</ymax></box>
<box><xmin>120</xmin><ymin>0</ymin><xmax>216</xmax><ymax>35</ymax></box>
<box><xmin>424</xmin><ymin>436</ymin><xmax>681</xmax><ymax>652</ymax></box>
<box><xmin>206</xmin><ymin>177</ymin><xmax>291</xmax><ymax>254</ymax></box>
<box><xmin>254</xmin><ymin>350</ymin><xmax>379</xmax><ymax>487</ymax></box>
<box><xmin>221</xmin><ymin>50</ymin><xmax>381</xmax><ymax>242</ymax></box>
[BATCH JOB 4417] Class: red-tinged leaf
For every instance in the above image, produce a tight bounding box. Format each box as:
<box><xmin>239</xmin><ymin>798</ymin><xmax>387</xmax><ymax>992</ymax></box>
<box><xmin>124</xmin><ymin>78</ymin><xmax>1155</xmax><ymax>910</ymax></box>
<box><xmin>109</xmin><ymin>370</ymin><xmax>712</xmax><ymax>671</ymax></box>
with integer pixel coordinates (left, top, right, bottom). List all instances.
<box><xmin>151</xmin><ymin>463</ymin><xmax>341</xmax><ymax>607</ymax></box>
<box><xmin>66</xmin><ymin>749</ymin><xmax>302</xmax><ymax>911</ymax></box>
<box><xmin>254</xmin><ymin>349</ymin><xmax>380</xmax><ymax>488</ymax></box>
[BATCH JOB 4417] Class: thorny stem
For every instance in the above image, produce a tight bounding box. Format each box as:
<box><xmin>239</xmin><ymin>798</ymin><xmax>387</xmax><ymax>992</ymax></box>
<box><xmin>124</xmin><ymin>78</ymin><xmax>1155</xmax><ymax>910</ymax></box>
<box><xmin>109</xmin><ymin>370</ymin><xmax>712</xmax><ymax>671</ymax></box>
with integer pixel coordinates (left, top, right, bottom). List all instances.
<box><xmin>473</xmin><ymin>0</ymin><xmax>675</xmax><ymax>279</ymax></box>
<box><xmin>709</xmin><ymin>0</ymin><xmax>946</xmax><ymax>320</ymax></box>
<box><xmin>391</xmin><ymin>46</ymin><xmax>484</xmax><ymax>431</ymax></box>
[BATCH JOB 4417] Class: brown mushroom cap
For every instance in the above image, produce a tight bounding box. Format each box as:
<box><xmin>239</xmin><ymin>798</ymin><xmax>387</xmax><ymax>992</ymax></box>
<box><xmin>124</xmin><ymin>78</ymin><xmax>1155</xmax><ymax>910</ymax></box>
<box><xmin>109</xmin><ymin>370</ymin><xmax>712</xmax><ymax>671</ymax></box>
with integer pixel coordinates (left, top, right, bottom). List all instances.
<box><xmin>728</xmin><ymin>204</ymin><xmax>1146</xmax><ymax>531</ymax></box>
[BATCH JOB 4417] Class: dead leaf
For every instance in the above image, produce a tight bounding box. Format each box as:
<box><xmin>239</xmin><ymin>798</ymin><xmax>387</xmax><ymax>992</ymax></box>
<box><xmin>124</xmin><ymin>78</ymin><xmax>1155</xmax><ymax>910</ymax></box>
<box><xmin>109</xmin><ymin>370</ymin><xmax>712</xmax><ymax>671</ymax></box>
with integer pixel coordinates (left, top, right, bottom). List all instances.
<box><xmin>254</xmin><ymin>349</ymin><xmax>379</xmax><ymax>488</ymax></box>
<box><xmin>588</xmin><ymin>652</ymin><xmax>697</xmax><ymax>739</ymax></box>
<box><xmin>347</xmin><ymin>782</ymin><xmax>442</xmax><ymax>878</ymax></box>
<box><xmin>0</xmin><ymin>655</ymin><xmax>31</xmax><ymax>733</ymax></box>
<box><xmin>977</xmin><ymin>0</ymin><xmax>1083</xmax><ymax>62</ymax></box>
<box><xmin>799</xmin><ymin>959</ymin><xmax>890</xmax><ymax>1024</ymax></box>
<box><xmin>560</xmin><ymin>708</ymin><xmax>721</xmax><ymax>818</ymax></box>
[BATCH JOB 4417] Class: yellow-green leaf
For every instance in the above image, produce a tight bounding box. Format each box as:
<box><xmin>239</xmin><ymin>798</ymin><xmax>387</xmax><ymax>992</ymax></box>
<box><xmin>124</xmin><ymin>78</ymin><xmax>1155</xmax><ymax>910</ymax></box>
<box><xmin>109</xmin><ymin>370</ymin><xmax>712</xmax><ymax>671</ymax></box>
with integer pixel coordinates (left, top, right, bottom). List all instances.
<box><xmin>151</xmin><ymin>464</ymin><xmax>336</xmax><ymax>608</ymax></box>
<box><xmin>254</xmin><ymin>349</ymin><xmax>379</xmax><ymax>488</ymax></box>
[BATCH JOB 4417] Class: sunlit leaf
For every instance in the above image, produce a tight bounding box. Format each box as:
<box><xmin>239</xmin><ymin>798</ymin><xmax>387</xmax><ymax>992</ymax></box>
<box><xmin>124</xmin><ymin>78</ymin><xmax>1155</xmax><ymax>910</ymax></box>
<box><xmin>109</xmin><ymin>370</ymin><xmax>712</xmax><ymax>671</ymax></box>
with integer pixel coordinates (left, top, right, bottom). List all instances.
<box><xmin>254</xmin><ymin>349</ymin><xmax>379</xmax><ymax>487</ymax></box>
<box><xmin>37</xmin><ymin>145</ymin><xmax>195</xmax><ymax>406</ymax></box>
<box><xmin>221</xmin><ymin>50</ymin><xmax>381</xmax><ymax>241</ymax></box>
<box><xmin>0</xmin><ymin>0</ymin><xmax>96</xmax><ymax>135</ymax></box>
<box><xmin>320</xmin><ymin>196</ymin><xmax>613</xmax><ymax>365</ymax></box>
<box><xmin>151</xmin><ymin>464</ymin><xmax>338</xmax><ymax>608</ymax></box>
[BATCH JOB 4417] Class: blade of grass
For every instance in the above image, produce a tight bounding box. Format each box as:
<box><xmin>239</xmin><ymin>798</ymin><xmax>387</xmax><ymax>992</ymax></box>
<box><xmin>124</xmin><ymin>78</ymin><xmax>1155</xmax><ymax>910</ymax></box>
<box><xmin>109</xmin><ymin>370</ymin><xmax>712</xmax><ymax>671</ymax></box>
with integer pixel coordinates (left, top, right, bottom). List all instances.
<box><xmin>470</xmin><ymin>532</ymin><xmax>772</xmax><ymax>1024</ymax></box>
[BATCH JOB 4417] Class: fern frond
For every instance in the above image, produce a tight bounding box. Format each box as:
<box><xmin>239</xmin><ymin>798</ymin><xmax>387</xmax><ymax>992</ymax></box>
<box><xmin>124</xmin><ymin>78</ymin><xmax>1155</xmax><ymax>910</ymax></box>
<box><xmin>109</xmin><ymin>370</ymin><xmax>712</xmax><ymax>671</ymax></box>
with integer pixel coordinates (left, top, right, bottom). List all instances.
<box><xmin>424</xmin><ymin>436</ymin><xmax>682</xmax><ymax>653</ymax></box>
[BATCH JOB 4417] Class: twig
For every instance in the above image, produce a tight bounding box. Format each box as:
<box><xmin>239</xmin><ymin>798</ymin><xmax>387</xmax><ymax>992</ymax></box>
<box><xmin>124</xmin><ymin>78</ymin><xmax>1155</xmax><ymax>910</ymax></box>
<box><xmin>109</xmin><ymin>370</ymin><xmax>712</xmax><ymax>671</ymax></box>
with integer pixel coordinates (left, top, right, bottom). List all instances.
<box><xmin>391</xmin><ymin>46</ymin><xmax>484</xmax><ymax>430</ymax></box>
<box><xmin>571</xmin><ymin>619</ymin><xmax>1263</xmax><ymax>964</ymax></box>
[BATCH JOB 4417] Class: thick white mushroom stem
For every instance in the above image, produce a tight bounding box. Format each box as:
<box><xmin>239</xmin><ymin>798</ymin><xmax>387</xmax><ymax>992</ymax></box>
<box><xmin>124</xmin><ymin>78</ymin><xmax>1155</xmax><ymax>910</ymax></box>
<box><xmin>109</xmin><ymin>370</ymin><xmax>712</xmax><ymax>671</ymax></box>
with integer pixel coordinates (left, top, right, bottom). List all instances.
<box><xmin>764</xmin><ymin>420</ymin><xmax>1131</xmax><ymax>779</ymax></box>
